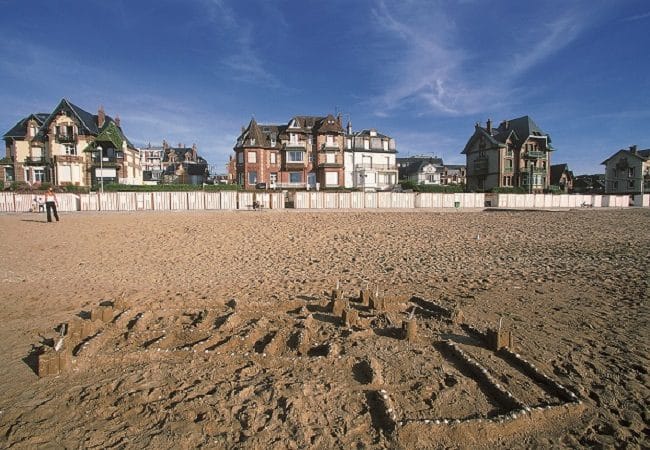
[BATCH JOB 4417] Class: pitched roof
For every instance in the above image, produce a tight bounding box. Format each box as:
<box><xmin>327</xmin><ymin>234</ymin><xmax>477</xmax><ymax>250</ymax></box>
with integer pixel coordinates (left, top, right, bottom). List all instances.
<box><xmin>462</xmin><ymin>115</ymin><xmax>552</xmax><ymax>154</ymax></box>
<box><xmin>550</xmin><ymin>163</ymin><xmax>571</xmax><ymax>185</ymax></box>
<box><xmin>3</xmin><ymin>113</ymin><xmax>49</xmax><ymax>139</ymax></box>
<box><xmin>601</xmin><ymin>148</ymin><xmax>650</xmax><ymax>165</ymax></box>
<box><xmin>353</xmin><ymin>129</ymin><xmax>391</xmax><ymax>139</ymax></box>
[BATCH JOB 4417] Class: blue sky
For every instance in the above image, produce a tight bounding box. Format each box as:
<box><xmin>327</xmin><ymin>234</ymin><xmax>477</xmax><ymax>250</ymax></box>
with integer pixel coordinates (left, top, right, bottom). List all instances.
<box><xmin>1</xmin><ymin>0</ymin><xmax>648</xmax><ymax>175</ymax></box>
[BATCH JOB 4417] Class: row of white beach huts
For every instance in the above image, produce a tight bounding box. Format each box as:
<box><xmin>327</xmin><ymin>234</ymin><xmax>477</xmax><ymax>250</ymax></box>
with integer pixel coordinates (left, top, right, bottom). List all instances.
<box><xmin>0</xmin><ymin>191</ymin><xmax>648</xmax><ymax>213</ymax></box>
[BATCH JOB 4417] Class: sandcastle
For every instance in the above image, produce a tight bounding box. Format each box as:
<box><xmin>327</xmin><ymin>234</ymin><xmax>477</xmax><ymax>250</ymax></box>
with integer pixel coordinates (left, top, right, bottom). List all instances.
<box><xmin>31</xmin><ymin>283</ymin><xmax>582</xmax><ymax>437</ymax></box>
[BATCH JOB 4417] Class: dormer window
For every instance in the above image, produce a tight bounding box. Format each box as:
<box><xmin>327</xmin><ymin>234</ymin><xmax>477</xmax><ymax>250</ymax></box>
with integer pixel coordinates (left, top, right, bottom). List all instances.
<box><xmin>289</xmin><ymin>119</ymin><xmax>299</xmax><ymax>128</ymax></box>
<box><xmin>250</xmin><ymin>138</ymin><xmax>256</xmax><ymax>145</ymax></box>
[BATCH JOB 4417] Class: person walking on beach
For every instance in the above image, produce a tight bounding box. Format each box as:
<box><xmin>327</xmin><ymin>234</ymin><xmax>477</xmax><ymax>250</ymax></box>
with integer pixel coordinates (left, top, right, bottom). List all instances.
<box><xmin>44</xmin><ymin>187</ymin><xmax>59</xmax><ymax>222</ymax></box>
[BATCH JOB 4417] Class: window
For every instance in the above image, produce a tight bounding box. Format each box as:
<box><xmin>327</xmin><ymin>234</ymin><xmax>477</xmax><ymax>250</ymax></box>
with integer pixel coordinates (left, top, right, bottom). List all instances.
<box><xmin>29</xmin><ymin>125</ymin><xmax>36</xmax><ymax>137</ymax></box>
<box><xmin>628</xmin><ymin>167</ymin><xmax>635</xmax><ymax>177</ymax></box>
<box><xmin>247</xmin><ymin>151</ymin><xmax>257</xmax><ymax>163</ymax></box>
<box><xmin>326</xmin><ymin>153</ymin><xmax>336</xmax><ymax>164</ymax></box>
<box><xmin>326</xmin><ymin>135</ymin><xmax>334</xmax><ymax>147</ymax></box>
<box><xmin>289</xmin><ymin>133</ymin><xmax>298</xmax><ymax>144</ymax></box>
<box><xmin>270</xmin><ymin>173</ymin><xmax>277</xmax><ymax>184</ymax></box>
<box><xmin>270</xmin><ymin>152</ymin><xmax>276</xmax><ymax>164</ymax></box>
<box><xmin>628</xmin><ymin>180</ymin><xmax>635</xmax><ymax>188</ymax></box>
<box><xmin>287</xmin><ymin>151</ymin><xmax>304</xmax><ymax>163</ymax></box>
<box><xmin>383</xmin><ymin>140</ymin><xmax>388</xmax><ymax>151</ymax></box>
<box><xmin>364</xmin><ymin>139</ymin><xmax>369</xmax><ymax>150</ymax></box>
<box><xmin>34</xmin><ymin>169</ymin><xmax>45</xmax><ymax>182</ymax></box>
<box><xmin>325</xmin><ymin>172</ymin><xmax>339</xmax><ymax>186</ymax></box>
<box><xmin>289</xmin><ymin>172</ymin><xmax>302</xmax><ymax>184</ymax></box>
<box><xmin>237</xmin><ymin>152</ymin><xmax>244</xmax><ymax>163</ymax></box>
<box><xmin>248</xmin><ymin>171</ymin><xmax>257</xmax><ymax>184</ymax></box>
<box><xmin>346</xmin><ymin>138</ymin><xmax>351</xmax><ymax>149</ymax></box>
<box><xmin>64</xmin><ymin>144</ymin><xmax>76</xmax><ymax>155</ymax></box>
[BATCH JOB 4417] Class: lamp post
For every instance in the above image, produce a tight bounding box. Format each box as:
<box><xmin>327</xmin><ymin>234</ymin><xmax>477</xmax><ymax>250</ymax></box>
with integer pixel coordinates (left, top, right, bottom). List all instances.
<box><xmin>97</xmin><ymin>145</ymin><xmax>104</xmax><ymax>193</ymax></box>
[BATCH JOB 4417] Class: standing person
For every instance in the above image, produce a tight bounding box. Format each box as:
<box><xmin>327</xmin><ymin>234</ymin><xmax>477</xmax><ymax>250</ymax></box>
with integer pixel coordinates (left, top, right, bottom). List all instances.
<box><xmin>44</xmin><ymin>187</ymin><xmax>59</xmax><ymax>222</ymax></box>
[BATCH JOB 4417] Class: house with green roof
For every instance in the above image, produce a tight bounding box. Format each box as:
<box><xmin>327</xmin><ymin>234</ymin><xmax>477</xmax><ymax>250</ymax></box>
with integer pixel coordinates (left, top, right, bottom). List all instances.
<box><xmin>461</xmin><ymin>116</ymin><xmax>554</xmax><ymax>192</ymax></box>
<box><xmin>2</xmin><ymin>99</ymin><xmax>141</xmax><ymax>188</ymax></box>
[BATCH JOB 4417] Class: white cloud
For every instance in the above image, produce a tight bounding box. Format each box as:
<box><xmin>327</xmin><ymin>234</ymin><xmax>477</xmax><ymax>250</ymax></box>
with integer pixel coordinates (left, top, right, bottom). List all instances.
<box><xmin>368</xmin><ymin>0</ymin><xmax>598</xmax><ymax>117</ymax></box>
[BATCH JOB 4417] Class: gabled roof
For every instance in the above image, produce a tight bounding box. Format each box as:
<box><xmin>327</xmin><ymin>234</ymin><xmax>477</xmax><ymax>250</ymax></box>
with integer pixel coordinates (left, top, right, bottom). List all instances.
<box><xmin>462</xmin><ymin>115</ymin><xmax>552</xmax><ymax>155</ymax></box>
<box><xmin>237</xmin><ymin>118</ymin><xmax>282</xmax><ymax>148</ymax></box>
<box><xmin>3</xmin><ymin>113</ymin><xmax>49</xmax><ymax>139</ymax></box>
<box><xmin>550</xmin><ymin>163</ymin><xmax>572</xmax><ymax>185</ymax></box>
<box><xmin>36</xmin><ymin>99</ymin><xmax>102</xmax><ymax>138</ymax></box>
<box><xmin>601</xmin><ymin>148</ymin><xmax>650</xmax><ymax>165</ymax></box>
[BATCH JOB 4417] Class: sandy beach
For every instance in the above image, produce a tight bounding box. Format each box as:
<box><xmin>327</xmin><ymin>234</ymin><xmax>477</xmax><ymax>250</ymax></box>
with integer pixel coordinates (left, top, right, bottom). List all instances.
<box><xmin>0</xmin><ymin>208</ymin><xmax>648</xmax><ymax>448</ymax></box>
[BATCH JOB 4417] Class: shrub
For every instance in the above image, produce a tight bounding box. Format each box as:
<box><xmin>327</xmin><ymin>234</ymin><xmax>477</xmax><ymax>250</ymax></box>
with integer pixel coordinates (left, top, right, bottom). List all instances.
<box><xmin>9</xmin><ymin>181</ymin><xmax>31</xmax><ymax>192</ymax></box>
<box><xmin>491</xmin><ymin>186</ymin><xmax>527</xmax><ymax>194</ymax></box>
<box><xmin>97</xmin><ymin>183</ymin><xmax>241</xmax><ymax>192</ymax></box>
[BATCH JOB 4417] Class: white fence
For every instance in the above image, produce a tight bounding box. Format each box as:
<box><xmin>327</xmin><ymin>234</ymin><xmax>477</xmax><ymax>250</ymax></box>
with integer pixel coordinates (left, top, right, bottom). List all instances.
<box><xmin>0</xmin><ymin>191</ymin><xmax>646</xmax><ymax>213</ymax></box>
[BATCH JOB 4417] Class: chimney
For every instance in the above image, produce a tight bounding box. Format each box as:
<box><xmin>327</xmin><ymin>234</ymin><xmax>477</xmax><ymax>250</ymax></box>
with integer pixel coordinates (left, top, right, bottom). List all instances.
<box><xmin>98</xmin><ymin>106</ymin><xmax>105</xmax><ymax>128</ymax></box>
<box><xmin>347</xmin><ymin>121</ymin><xmax>352</xmax><ymax>135</ymax></box>
<box><xmin>115</xmin><ymin>115</ymin><xmax>121</xmax><ymax>127</ymax></box>
<box><xmin>337</xmin><ymin>113</ymin><xmax>342</xmax><ymax>127</ymax></box>
<box><xmin>486</xmin><ymin>118</ymin><xmax>492</xmax><ymax>134</ymax></box>
<box><xmin>630</xmin><ymin>145</ymin><xmax>637</xmax><ymax>154</ymax></box>
<box><xmin>162</xmin><ymin>139</ymin><xmax>169</xmax><ymax>150</ymax></box>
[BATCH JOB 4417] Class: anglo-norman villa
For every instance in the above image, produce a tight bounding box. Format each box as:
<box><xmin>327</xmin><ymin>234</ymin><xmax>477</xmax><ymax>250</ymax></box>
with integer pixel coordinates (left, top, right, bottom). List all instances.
<box><xmin>1</xmin><ymin>99</ymin><xmax>141</xmax><ymax>187</ymax></box>
<box><xmin>232</xmin><ymin>114</ymin><xmax>397</xmax><ymax>190</ymax></box>
<box><xmin>462</xmin><ymin>116</ymin><xmax>553</xmax><ymax>192</ymax></box>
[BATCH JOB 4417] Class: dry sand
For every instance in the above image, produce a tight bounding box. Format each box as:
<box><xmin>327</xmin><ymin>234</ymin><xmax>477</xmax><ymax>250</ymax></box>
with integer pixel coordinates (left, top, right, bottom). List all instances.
<box><xmin>0</xmin><ymin>208</ymin><xmax>648</xmax><ymax>449</ymax></box>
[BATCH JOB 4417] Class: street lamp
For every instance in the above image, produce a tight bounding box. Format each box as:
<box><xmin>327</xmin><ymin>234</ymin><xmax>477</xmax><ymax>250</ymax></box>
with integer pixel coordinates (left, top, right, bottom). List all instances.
<box><xmin>97</xmin><ymin>145</ymin><xmax>104</xmax><ymax>193</ymax></box>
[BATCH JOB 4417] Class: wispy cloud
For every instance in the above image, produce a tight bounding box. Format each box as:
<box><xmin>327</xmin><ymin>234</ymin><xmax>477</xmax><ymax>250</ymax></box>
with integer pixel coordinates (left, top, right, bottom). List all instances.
<box><xmin>621</xmin><ymin>11</ymin><xmax>650</xmax><ymax>22</ymax></box>
<box><xmin>368</xmin><ymin>1</ymin><xmax>597</xmax><ymax>117</ymax></box>
<box><xmin>199</xmin><ymin>0</ymin><xmax>286</xmax><ymax>89</ymax></box>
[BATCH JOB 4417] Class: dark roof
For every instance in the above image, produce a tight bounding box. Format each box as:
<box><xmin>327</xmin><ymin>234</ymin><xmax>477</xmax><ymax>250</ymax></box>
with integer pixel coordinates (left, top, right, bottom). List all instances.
<box><xmin>163</xmin><ymin>147</ymin><xmax>206</xmax><ymax>163</ymax></box>
<box><xmin>398</xmin><ymin>156</ymin><xmax>443</xmax><ymax>177</ymax></box>
<box><xmin>444</xmin><ymin>164</ymin><xmax>465</xmax><ymax>170</ymax></box>
<box><xmin>550</xmin><ymin>163</ymin><xmax>571</xmax><ymax>185</ymax></box>
<box><xmin>22</xmin><ymin>98</ymin><xmax>135</xmax><ymax>149</ymax></box>
<box><xmin>353</xmin><ymin>129</ymin><xmax>391</xmax><ymax>139</ymax></box>
<box><xmin>462</xmin><ymin>115</ymin><xmax>552</xmax><ymax>154</ymax></box>
<box><xmin>237</xmin><ymin>118</ymin><xmax>283</xmax><ymax>148</ymax></box>
<box><xmin>397</xmin><ymin>155</ymin><xmax>443</xmax><ymax>165</ymax></box>
<box><xmin>601</xmin><ymin>148</ymin><xmax>650</xmax><ymax>165</ymax></box>
<box><xmin>3</xmin><ymin>113</ymin><xmax>49</xmax><ymax>139</ymax></box>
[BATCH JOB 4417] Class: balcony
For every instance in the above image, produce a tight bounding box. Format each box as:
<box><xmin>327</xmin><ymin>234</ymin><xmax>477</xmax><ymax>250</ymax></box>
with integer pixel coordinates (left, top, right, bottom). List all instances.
<box><xmin>54</xmin><ymin>154</ymin><xmax>83</xmax><ymax>164</ymax></box>
<box><xmin>284</xmin><ymin>141</ymin><xmax>306</xmax><ymax>149</ymax></box>
<box><xmin>321</xmin><ymin>143</ymin><xmax>340</xmax><ymax>150</ymax></box>
<box><xmin>24</xmin><ymin>156</ymin><xmax>49</xmax><ymax>166</ymax></box>
<box><xmin>55</xmin><ymin>134</ymin><xmax>77</xmax><ymax>144</ymax></box>
<box><xmin>525</xmin><ymin>150</ymin><xmax>545</xmax><ymax>159</ymax></box>
<box><xmin>354</xmin><ymin>163</ymin><xmax>397</xmax><ymax>171</ymax></box>
<box><xmin>90</xmin><ymin>156</ymin><xmax>120</xmax><ymax>167</ymax></box>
